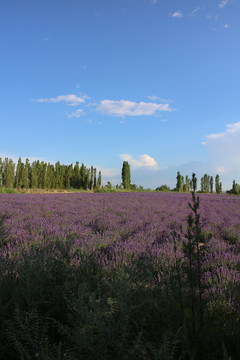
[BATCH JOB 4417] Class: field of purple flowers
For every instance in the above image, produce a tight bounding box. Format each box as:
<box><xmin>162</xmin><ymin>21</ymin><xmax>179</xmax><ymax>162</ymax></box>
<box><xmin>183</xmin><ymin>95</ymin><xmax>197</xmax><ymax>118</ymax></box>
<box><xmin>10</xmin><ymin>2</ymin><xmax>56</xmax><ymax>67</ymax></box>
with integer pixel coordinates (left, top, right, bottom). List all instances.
<box><xmin>0</xmin><ymin>192</ymin><xmax>240</xmax><ymax>359</ymax></box>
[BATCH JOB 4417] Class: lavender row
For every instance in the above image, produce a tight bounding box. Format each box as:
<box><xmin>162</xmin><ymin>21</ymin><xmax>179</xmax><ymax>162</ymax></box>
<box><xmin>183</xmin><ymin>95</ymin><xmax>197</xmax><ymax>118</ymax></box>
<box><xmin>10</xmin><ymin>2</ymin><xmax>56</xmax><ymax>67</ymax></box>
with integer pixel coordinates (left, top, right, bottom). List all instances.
<box><xmin>0</xmin><ymin>192</ymin><xmax>240</xmax><ymax>315</ymax></box>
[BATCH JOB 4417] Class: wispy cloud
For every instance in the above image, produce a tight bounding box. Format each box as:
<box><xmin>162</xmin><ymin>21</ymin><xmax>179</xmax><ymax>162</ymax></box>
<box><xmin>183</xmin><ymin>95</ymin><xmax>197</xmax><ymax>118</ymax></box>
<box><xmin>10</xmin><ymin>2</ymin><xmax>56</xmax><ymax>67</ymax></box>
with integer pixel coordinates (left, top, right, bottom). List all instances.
<box><xmin>31</xmin><ymin>94</ymin><xmax>86</xmax><ymax>106</ymax></box>
<box><xmin>172</xmin><ymin>11</ymin><xmax>183</xmax><ymax>18</ymax></box>
<box><xmin>119</xmin><ymin>154</ymin><xmax>159</xmax><ymax>170</ymax></box>
<box><xmin>97</xmin><ymin>100</ymin><xmax>174</xmax><ymax>117</ymax></box>
<box><xmin>146</xmin><ymin>95</ymin><xmax>173</xmax><ymax>103</ymax></box>
<box><xmin>218</xmin><ymin>0</ymin><xmax>229</xmax><ymax>9</ymax></box>
<box><xmin>66</xmin><ymin>109</ymin><xmax>85</xmax><ymax>118</ymax></box>
<box><xmin>189</xmin><ymin>7</ymin><xmax>200</xmax><ymax>17</ymax></box>
<box><xmin>205</xmin><ymin>122</ymin><xmax>240</xmax><ymax>140</ymax></box>
<box><xmin>224</xmin><ymin>24</ymin><xmax>230</xmax><ymax>28</ymax></box>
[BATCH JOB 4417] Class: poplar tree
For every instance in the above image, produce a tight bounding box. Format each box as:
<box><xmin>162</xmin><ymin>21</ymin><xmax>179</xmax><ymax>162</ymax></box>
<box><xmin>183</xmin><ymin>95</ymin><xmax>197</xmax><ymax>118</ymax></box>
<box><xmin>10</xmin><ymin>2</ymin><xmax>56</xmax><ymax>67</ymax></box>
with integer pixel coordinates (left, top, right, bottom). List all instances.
<box><xmin>22</xmin><ymin>158</ymin><xmax>30</xmax><ymax>188</ymax></box>
<box><xmin>176</xmin><ymin>171</ymin><xmax>183</xmax><ymax>192</ymax></box>
<box><xmin>3</xmin><ymin>158</ymin><xmax>15</xmax><ymax>188</ymax></box>
<box><xmin>93</xmin><ymin>168</ymin><xmax>97</xmax><ymax>189</ymax></box>
<box><xmin>15</xmin><ymin>157</ymin><xmax>23</xmax><ymax>188</ymax></box>
<box><xmin>46</xmin><ymin>163</ymin><xmax>54</xmax><ymax>189</ymax></box>
<box><xmin>215</xmin><ymin>174</ymin><xmax>222</xmax><ymax>194</ymax></box>
<box><xmin>201</xmin><ymin>174</ymin><xmax>210</xmax><ymax>193</ymax></box>
<box><xmin>230</xmin><ymin>180</ymin><xmax>239</xmax><ymax>194</ymax></box>
<box><xmin>80</xmin><ymin>163</ymin><xmax>86</xmax><ymax>188</ymax></box>
<box><xmin>64</xmin><ymin>164</ymin><xmax>72</xmax><ymax>189</ymax></box>
<box><xmin>30</xmin><ymin>161</ymin><xmax>38</xmax><ymax>188</ymax></box>
<box><xmin>0</xmin><ymin>157</ymin><xmax>3</xmax><ymax>187</ymax></box>
<box><xmin>90</xmin><ymin>166</ymin><xmax>94</xmax><ymax>191</ymax></box>
<box><xmin>210</xmin><ymin>176</ymin><xmax>213</xmax><ymax>193</ymax></box>
<box><xmin>122</xmin><ymin>161</ymin><xmax>131</xmax><ymax>189</ymax></box>
<box><xmin>97</xmin><ymin>171</ymin><xmax>102</xmax><ymax>188</ymax></box>
<box><xmin>191</xmin><ymin>173</ymin><xmax>197</xmax><ymax>192</ymax></box>
<box><xmin>184</xmin><ymin>175</ymin><xmax>190</xmax><ymax>192</ymax></box>
<box><xmin>73</xmin><ymin>162</ymin><xmax>80</xmax><ymax>188</ymax></box>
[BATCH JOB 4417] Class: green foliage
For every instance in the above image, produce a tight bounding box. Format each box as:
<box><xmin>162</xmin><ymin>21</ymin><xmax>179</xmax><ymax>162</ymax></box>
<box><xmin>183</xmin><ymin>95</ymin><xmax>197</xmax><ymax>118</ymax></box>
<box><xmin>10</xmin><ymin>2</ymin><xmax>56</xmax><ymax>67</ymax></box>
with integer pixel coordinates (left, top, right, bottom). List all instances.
<box><xmin>227</xmin><ymin>180</ymin><xmax>240</xmax><ymax>195</ymax></box>
<box><xmin>0</xmin><ymin>188</ymin><xmax>17</xmax><ymax>193</ymax></box>
<box><xmin>210</xmin><ymin>176</ymin><xmax>214</xmax><ymax>193</ymax></box>
<box><xmin>121</xmin><ymin>161</ymin><xmax>131</xmax><ymax>189</ymax></box>
<box><xmin>176</xmin><ymin>171</ymin><xmax>183</xmax><ymax>192</ymax></box>
<box><xmin>201</xmin><ymin>173</ymin><xmax>210</xmax><ymax>193</ymax></box>
<box><xmin>156</xmin><ymin>184</ymin><xmax>171</xmax><ymax>192</ymax></box>
<box><xmin>215</xmin><ymin>174</ymin><xmax>222</xmax><ymax>194</ymax></box>
<box><xmin>0</xmin><ymin>158</ymin><xmax>99</xmax><ymax>191</ymax></box>
<box><xmin>191</xmin><ymin>173</ymin><xmax>197</xmax><ymax>192</ymax></box>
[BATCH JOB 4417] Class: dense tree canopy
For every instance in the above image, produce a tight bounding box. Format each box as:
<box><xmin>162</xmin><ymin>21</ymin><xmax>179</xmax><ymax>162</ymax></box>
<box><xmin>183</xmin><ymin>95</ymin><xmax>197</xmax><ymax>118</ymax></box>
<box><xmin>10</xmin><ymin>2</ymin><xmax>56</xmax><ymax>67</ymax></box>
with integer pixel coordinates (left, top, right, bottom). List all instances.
<box><xmin>0</xmin><ymin>157</ymin><xmax>100</xmax><ymax>190</ymax></box>
<box><xmin>121</xmin><ymin>161</ymin><xmax>131</xmax><ymax>189</ymax></box>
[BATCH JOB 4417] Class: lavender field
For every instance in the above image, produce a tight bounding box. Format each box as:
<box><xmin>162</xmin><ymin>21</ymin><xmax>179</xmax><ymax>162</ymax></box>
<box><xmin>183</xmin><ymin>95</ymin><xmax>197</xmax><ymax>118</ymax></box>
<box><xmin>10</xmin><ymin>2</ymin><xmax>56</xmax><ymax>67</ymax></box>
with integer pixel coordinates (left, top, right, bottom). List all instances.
<box><xmin>0</xmin><ymin>192</ymin><xmax>240</xmax><ymax>359</ymax></box>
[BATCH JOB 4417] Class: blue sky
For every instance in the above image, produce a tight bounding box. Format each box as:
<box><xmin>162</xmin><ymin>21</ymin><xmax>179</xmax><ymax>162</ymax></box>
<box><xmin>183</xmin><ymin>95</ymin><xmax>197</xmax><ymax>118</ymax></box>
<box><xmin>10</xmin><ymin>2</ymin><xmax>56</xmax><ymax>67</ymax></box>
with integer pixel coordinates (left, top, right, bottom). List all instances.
<box><xmin>1</xmin><ymin>0</ymin><xmax>240</xmax><ymax>189</ymax></box>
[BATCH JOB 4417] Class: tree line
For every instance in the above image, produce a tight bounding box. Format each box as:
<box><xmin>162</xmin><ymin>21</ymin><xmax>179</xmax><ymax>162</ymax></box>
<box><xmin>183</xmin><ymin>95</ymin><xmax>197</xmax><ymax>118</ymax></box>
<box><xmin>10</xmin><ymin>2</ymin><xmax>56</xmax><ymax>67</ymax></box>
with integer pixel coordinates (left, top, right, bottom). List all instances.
<box><xmin>0</xmin><ymin>157</ymin><xmax>101</xmax><ymax>190</ymax></box>
<box><xmin>175</xmin><ymin>172</ymin><xmax>222</xmax><ymax>194</ymax></box>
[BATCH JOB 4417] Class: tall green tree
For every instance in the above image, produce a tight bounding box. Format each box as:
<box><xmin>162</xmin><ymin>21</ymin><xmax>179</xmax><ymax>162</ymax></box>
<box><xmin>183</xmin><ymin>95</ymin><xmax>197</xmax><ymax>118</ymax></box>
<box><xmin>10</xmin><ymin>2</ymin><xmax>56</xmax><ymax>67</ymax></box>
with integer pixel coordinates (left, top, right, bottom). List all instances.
<box><xmin>210</xmin><ymin>176</ymin><xmax>214</xmax><ymax>193</ymax></box>
<box><xmin>231</xmin><ymin>180</ymin><xmax>239</xmax><ymax>194</ymax></box>
<box><xmin>73</xmin><ymin>162</ymin><xmax>80</xmax><ymax>188</ymax></box>
<box><xmin>201</xmin><ymin>173</ymin><xmax>210</xmax><ymax>193</ymax></box>
<box><xmin>30</xmin><ymin>161</ymin><xmax>38</xmax><ymax>188</ymax></box>
<box><xmin>191</xmin><ymin>173</ymin><xmax>197</xmax><ymax>192</ymax></box>
<box><xmin>39</xmin><ymin>162</ymin><xmax>47</xmax><ymax>189</ymax></box>
<box><xmin>93</xmin><ymin>168</ymin><xmax>97</xmax><ymax>189</ymax></box>
<box><xmin>0</xmin><ymin>157</ymin><xmax>3</xmax><ymax>187</ymax></box>
<box><xmin>97</xmin><ymin>171</ymin><xmax>101</xmax><ymax>188</ymax></box>
<box><xmin>3</xmin><ymin>158</ymin><xmax>15</xmax><ymax>188</ymax></box>
<box><xmin>46</xmin><ymin>163</ymin><xmax>55</xmax><ymax>189</ymax></box>
<box><xmin>122</xmin><ymin>161</ymin><xmax>131</xmax><ymax>189</ymax></box>
<box><xmin>15</xmin><ymin>157</ymin><xmax>21</xmax><ymax>188</ymax></box>
<box><xmin>55</xmin><ymin>161</ymin><xmax>64</xmax><ymax>189</ymax></box>
<box><xmin>183</xmin><ymin>175</ymin><xmax>190</xmax><ymax>192</ymax></box>
<box><xmin>176</xmin><ymin>171</ymin><xmax>183</xmax><ymax>192</ymax></box>
<box><xmin>215</xmin><ymin>174</ymin><xmax>222</xmax><ymax>194</ymax></box>
<box><xmin>90</xmin><ymin>166</ymin><xmax>94</xmax><ymax>191</ymax></box>
<box><xmin>79</xmin><ymin>163</ymin><xmax>86</xmax><ymax>189</ymax></box>
<box><xmin>23</xmin><ymin>158</ymin><xmax>30</xmax><ymax>188</ymax></box>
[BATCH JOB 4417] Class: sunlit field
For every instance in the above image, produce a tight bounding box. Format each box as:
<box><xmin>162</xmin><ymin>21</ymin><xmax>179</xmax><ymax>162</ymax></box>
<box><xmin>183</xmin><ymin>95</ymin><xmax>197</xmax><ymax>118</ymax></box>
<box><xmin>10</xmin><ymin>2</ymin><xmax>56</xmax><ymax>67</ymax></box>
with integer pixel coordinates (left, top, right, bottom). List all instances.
<box><xmin>0</xmin><ymin>192</ymin><xmax>240</xmax><ymax>359</ymax></box>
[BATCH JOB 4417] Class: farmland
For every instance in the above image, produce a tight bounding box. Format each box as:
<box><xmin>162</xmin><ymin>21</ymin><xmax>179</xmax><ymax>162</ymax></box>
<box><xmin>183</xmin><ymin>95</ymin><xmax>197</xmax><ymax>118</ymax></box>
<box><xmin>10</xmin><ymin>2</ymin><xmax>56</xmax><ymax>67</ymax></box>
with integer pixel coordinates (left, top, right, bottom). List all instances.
<box><xmin>0</xmin><ymin>192</ymin><xmax>240</xmax><ymax>359</ymax></box>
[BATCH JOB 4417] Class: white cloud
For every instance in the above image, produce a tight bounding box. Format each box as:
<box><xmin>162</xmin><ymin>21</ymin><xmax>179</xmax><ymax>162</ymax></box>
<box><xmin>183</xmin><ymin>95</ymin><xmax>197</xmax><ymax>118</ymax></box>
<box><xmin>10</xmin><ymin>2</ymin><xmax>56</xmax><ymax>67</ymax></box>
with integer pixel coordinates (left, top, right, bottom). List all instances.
<box><xmin>204</xmin><ymin>122</ymin><xmax>240</xmax><ymax>140</ymax></box>
<box><xmin>97</xmin><ymin>100</ymin><xmax>174</xmax><ymax>117</ymax></box>
<box><xmin>224</xmin><ymin>24</ymin><xmax>230</xmax><ymax>28</ymax></box>
<box><xmin>206</xmin><ymin>14</ymin><xmax>212</xmax><ymax>20</ymax></box>
<box><xmin>226</xmin><ymin>122</ymin><xmax>240</xmax><ymax>133</ymax></box>
<box><xmin>66</xmin><ymin>109</ymin><xmax>85</xmax><ymax>118</ymax></box>
<box><xmin>203</xmin><ymin>121</ymin><xmax>240</xmax><ymax>186</ymax></box>
<box><xmin>150</xmin><ymin>0</ymin><xmax>158</xmax><ymax>3</ymax></box>
<box><xmin>217</xmin><ymin>166</ymin><xmax>226</xmax><ymax>173</ymax></box>
<box><xmin>172</xmin><ymin>11</ymin><xmax>183</xmax><ymax>18</ymax></box>
<box><xmin>218</xmin><ymin>0</ymin><xmax>229</xmax><ymax>8</ymax></box>
<box><xmin>206</xmin><ymin>132</ymin><xmax>225</xmax><ymax>139</ymax></box>
<box><xmin>119</xmin><ymin>154</ymin><xmax>159</xmax><ymax>170</ymax></box>
<box><xmin>189</xmin><ymin>7</ymin><xmax>200</xmax><ymax>17</ymax></box>
<box><xmin>146</xmin><ymin>95</ymin><xmax>173</xmax><ymax>103</ymax></box>
<box><xmin>31</xmin><ymin>94</ymin><xmax>86</xmax><ymax>106</ymax></box>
